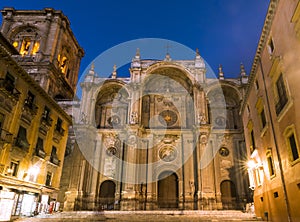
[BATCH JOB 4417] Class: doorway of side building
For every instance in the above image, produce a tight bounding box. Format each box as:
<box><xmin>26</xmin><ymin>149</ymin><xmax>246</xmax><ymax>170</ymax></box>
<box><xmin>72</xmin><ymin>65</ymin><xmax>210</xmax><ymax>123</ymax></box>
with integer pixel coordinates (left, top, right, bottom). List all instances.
<box><xmin>158</xmin><ymin>171</ymin><xmax>179</xmax><ymax>209</ymax></box>
<box><xmin>220</xmin><ymin>180</ymin><xmax>237</xmax><ymax>209</ymax></box>
<box><xmin>99</xmin><ymin>180</ymin><xmax>116</xmax><ymax>210</ymax></box>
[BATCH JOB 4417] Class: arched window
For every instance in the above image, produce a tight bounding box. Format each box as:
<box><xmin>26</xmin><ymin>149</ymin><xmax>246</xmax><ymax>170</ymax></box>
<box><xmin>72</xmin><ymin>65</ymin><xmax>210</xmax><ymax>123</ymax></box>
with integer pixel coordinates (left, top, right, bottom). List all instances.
<box><xmin>95</xmin><ymin>84</ymin><xmax>129</xmax><ymax>129</ymax></box>
<box><xmin>12</xmin><ymin>27</ymin><xmax>40</xmax><ymax>56</ymax></box>
<box><xmin>220</xmin><ymin>180</ymin><xmax>237</xmax><ymax>209</ymax></box>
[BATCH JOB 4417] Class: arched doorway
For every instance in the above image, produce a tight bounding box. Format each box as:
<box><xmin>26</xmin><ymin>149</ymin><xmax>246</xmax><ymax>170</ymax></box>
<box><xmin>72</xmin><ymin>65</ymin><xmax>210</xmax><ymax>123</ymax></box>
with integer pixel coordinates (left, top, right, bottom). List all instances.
<box><xmin>99</xmin><ymin>180</ymin><xmax>116</xmax><ymax>210</ymax></box>
<box><xmin>220</xmin><ymin>180</ymin><xmax>237</xmax><ymax>209</ymax></box>
<box><xmin>157</xmin><ymin>171</ymin><xmax>179</xmax><ymax>209</ymax></box>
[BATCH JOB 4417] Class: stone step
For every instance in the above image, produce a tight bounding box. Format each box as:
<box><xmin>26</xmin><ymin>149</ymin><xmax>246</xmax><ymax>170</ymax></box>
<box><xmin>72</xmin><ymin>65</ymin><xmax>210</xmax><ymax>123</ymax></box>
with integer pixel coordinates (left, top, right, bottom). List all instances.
<box><xmin>14</xmin><ymin>210</ymin><xmax>262</xmax><ymax>221</ymax></box>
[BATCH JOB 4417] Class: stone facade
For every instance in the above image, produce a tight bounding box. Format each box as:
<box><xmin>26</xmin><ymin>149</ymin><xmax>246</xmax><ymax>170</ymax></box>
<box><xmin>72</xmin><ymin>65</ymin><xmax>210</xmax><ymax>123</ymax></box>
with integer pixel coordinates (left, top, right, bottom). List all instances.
<box><xmin>61</xmin><ymin>50</ymin><xmax>250</xmax><ymax>211</ymax></box>
<box><xmin>241</xmin><ymin>0</ymin><xmax>300</xmax><ymax>221</ymax></box>
<box><xmin>0</xmin><ymin>8</ymin><xmax>83</xmax><ymax>221</ymax></box>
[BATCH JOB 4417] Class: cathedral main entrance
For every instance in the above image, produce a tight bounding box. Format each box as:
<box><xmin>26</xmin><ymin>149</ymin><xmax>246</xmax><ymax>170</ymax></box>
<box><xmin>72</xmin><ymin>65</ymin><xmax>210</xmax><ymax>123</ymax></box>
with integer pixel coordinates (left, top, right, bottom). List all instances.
<box><xmin>157</xmin><ymin>171</ymin><xmax>179</xmax><ymax>209</ymax></box>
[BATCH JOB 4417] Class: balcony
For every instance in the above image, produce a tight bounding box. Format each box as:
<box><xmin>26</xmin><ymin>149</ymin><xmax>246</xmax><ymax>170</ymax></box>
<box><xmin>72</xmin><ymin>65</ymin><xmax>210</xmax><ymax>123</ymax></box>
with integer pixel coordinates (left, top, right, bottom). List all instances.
<box><xmin>35</xmin><ymin>148</ymin><xmax>46</xmax><ymax>159</ymax></box>
<box><xmin>21</xmin><ymin>100</ymin><xmax>38</xmax><ymax>125</ymax></box>
<box><xmin>0</xmin><ymin>128</ymin><xmax>13</xmax><ymax>145</ymax></box>
<box><xmin>0</xmin><ymin>79</ymin><xmax>20</xmax><ymax>112</ymax></box>
<box><xmin>53</xmin><ymin>125</ymin><xmax>65</xmax><ymax>143</ymax></box>
<box><xmin>39</xmin><ymin>116</ymin><xmax>53</xmax><ymax>136</ymax></box>
<box><xmin>50</xmin><ymin>155</ymin><xmax>60</xmax><ymax>166</ymax></box>
<box><xmin>11</xmin><ymin>137</ymin><xmax>30</xmax><ymax>160</ymax></box>
<box><xmin>14</xmin><ymin>137</ymin><xmax>30</xmax><ymax>151</ymax></box>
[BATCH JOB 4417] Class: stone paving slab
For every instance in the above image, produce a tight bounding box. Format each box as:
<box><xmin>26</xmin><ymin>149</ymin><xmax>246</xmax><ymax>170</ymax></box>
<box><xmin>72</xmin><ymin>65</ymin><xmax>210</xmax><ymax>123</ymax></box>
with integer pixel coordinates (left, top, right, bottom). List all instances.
<box><xmin>14</xmin><ymin>210</ymin><xmax>262</xmax><ymax>222</ymax></box>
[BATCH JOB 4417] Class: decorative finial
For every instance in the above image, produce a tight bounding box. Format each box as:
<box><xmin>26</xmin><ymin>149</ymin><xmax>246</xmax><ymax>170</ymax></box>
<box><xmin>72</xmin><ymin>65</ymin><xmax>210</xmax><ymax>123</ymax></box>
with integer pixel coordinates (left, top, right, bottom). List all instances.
<box><xmin>196</xmin><ymin>48</ymin><xmax>200</xmax><ymax>56</ymax></box>
<box><xmin>240</xmin><ymin>62</ymin><xmax>246</xmax><ymax>76</ymax></box>
<box><xmin>131</xmin><ymin>49</ymin><xmax>141</xmax><ymax>68</ymax></box>
<box><xmin>164</xmin><ymin>52</ymin><xmax>171</xmax><ymax>61</ymax></box>
<box><xmin>218</xmin><ymin>64</ymin><xmax>224</xmax><ymax>80</ymax></box>
<box><xmin>85</xmin><ymin>62</ymin><xmax>96</xmax><ymax>82</ymax></box>
<box><xmin>136</xmin><ymin>48</ymin><xmax>140</xmax><ymax>57</ymax></box>
<box><xmin>112</xmin><ymin>64</ymin><xmax>117</xmax><ymax>79</ymax></box>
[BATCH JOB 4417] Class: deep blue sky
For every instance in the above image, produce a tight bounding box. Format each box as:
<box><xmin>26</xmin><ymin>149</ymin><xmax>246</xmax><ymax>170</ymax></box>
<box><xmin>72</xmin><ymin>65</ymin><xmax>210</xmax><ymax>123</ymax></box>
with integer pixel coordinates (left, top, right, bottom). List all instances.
<box><xmin>1</xmin><ymin>0</ymin><xmax>269</xmax><ymax>78</ymax></box>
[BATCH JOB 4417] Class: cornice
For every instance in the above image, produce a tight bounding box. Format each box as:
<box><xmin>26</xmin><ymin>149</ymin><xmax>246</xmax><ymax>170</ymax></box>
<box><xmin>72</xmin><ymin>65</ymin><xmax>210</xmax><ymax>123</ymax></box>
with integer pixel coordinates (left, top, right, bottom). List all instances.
<box><xmin>240</xmin><ymin>0</ymin><xmax>279</xmax><ymax>114</ymax></box>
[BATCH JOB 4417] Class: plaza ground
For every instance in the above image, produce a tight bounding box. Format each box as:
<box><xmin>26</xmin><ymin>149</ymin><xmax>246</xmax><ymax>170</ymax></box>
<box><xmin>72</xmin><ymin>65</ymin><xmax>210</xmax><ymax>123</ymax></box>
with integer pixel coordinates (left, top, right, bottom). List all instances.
<box><xmin>14</xmin><ymin>210</ymin><xmax>262</xmax><ymax>221</ymax></box>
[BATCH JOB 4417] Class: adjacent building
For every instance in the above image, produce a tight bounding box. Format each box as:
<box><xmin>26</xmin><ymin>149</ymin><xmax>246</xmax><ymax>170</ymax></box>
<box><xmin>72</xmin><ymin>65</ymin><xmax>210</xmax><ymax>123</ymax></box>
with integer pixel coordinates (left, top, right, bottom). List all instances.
<box><xmin>241</xmin><ymin>0</ymin><xmax>300</xmax><ymax>221</ymax></box>
<box><xmin>0</xmin><ymin>8</ymin><xmax>83</xmax><ymax>221</ymax></box>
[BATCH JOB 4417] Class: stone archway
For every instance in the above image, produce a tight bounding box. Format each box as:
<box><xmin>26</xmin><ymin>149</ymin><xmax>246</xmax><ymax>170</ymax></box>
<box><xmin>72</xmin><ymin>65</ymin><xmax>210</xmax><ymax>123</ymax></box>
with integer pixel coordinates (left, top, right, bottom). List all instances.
<box><xmin>220</xmin><ymin>180</ymin><xmax>237</xmax><ymax>209</ymax></box>
<box><xmin>157</xmin><ymin>171</ymin><xmax>179</xmax><ymax>209</ymax></box>
<box><xmin>99</xmin><ymin>180</ymin><xmax>116</xmax><ymax>210</ymax></box>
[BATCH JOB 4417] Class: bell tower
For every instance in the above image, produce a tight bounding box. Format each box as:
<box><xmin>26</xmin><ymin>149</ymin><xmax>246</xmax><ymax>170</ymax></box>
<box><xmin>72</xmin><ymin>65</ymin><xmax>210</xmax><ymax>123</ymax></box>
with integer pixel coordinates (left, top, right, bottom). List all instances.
<box><xmin>1</xmin><ymin>7</ymin><xmax>84</xmax><ymax>100</ymax></box>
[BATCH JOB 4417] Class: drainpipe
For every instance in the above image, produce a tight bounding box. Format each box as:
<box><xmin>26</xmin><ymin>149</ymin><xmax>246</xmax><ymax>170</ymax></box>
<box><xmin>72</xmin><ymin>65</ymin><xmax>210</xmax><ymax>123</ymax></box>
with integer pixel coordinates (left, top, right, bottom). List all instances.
<box><xmin>258</xmin><ymin>56</ymin><xmax>292</xmax><ymax>222</ymax></box>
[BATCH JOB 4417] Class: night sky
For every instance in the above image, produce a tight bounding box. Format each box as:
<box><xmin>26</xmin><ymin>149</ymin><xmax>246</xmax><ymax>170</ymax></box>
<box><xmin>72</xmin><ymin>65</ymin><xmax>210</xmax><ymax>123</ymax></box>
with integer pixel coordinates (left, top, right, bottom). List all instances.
<box><xmin>0</xmin><ymin>0</ymin><xmax>270</xmax><ymax>79</ymax></box>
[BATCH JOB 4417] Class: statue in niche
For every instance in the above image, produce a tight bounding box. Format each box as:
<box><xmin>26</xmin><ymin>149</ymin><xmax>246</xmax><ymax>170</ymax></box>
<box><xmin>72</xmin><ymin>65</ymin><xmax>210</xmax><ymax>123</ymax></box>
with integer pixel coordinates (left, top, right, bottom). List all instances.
<box><xmin>197</xmin><ymin>113</ymin><xmax>207</xmax><ymax>125</ymax></box>
<box><xmin>130</xmin><ymin>111</ymin><xmax>138</xmax><ymax>124</ymax></box>
<box><xmin>189</xmin><ymin>180</ymin><xmax>195</xmax><ymax>196</ymax></box>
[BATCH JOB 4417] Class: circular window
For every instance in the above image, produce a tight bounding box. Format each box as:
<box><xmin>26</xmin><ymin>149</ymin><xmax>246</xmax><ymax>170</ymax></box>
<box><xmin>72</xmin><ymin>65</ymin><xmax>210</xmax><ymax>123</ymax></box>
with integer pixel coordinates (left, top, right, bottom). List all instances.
<box><xmin>219</xmin><ymin>147</ymin><xmax>230</xmax><ymax>157</ymax></box>
<box><xmin>159</xmin><ymin>146</ymin><xmax>177</xmax><ymax>162</ymax></box>
<box><xmin>158</xmin><ymin>110</ymin><xmax>178</xmax><ymax>127</ymax></box>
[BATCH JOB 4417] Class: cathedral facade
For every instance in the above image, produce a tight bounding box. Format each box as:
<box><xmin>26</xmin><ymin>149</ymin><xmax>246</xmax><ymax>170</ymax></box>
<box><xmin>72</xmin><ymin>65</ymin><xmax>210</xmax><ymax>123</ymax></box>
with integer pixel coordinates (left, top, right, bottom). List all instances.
<box><xmin>62</xmin><ymin>50</ymin><xmax>250</xmax><ymax>211</ymax></box>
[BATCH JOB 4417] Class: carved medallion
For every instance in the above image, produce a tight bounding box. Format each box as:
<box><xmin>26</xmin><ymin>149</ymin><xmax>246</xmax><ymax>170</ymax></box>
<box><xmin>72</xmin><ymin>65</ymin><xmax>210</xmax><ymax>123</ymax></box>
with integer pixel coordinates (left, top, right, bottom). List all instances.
<box><xmin>219</xmin><ymin>147</ymin><xmax>230</xmax><ymax>157</ymax></box>
<box><xmin>159</xmin><ymin>146</ymin><xmax>177</xmax><ymax>162</ymax></box>
<box><xmin>106</xmin><ymin>147</ymin><xmax>117</xmax><ymax>156</ymax></box>
<box><xmin>158</xmin><ymin>110</ymin><xmax>177</xmax><ymax>127</ymax></box>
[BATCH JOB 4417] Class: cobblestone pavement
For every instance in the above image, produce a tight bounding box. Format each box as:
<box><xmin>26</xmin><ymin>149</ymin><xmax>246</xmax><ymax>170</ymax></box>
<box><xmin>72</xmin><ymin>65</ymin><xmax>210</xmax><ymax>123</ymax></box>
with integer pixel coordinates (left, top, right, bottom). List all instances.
<box><xmin>14</xmin><ymin>210</ymin><xmax>262</xmax><ymax>222</ymax></box>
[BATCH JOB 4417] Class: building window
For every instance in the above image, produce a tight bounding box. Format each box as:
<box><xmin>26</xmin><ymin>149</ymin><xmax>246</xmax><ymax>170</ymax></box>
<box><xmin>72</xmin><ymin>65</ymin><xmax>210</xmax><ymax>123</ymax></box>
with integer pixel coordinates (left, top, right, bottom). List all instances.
<box><xmin>3</xmin><ymin>72</ymin><xmax>15</xmax><ymax>93</ymax></box>
<box><xmin>260</xmin><ymin>108</ymin><xmax>267</xmax><ymax>129</ymax></box>
<box><xmin>275</xmin><ymin>74</ymin><xmax>288</xmax><ymax>115</ymax></box>
<box><xmin>20</xmin><ymin>38</ymin><xmax>31</xmax><ymax>56</ymax></box>
<box><xmin>247</xmin><ymin>167</ymin><xmax>256</xmax><ymax>190</ymax></box>
<box><xmin>255</xmin><ymin>98</ymin><xmax>267</xmax><ymax>131</ymax></box>
<box><xmin>45</xmin><ymin>172</ymin><xmax>52</xmax><ymax>186</ymax></box>
<box><xmin>24</xmin><ymin>91</ymin><xmax>35</xmax><ymax>109</ymax></box>
<box><xmin>267</xmin><ymin>37</ymin><xmax>275</xmax><ymax>56</ymax></box>
<box><xmin>266</xmin><ymin>149</ymin><xmax>275</xmax><ymax>178</ymax></box>
<box><xmin>289</xmin><ymin>134</ymin><xmax>299</xmax><ymax>161</ymax></box>
<box><xmin>55</xmin><ymin>117</ymin><xmax>64</xmax><ymax>135</ymax></box>
<box><xmin>246</xmin><ymin>104</ymin><xmax>250</xmax><ymax>116</ymax></box>
<box><xmin>9</xmin><ymin>161</ymin><xmax>19</xmax><ymax>177</ymax></box>
<box><xmin>15</xmin><ymin>126</ymin><xmax>30</xmax><ymax>150</ymax></box>
<box><xmin>255</xmin><ymin>80</ymin><xmax>259</xmax><ymax>90</ymax></box>
<box><xmin>58</xmin><ymin>54</ymin><xmax>69</xmax><ymax>74</ymax></box>
<box><xmin>41</xmin><ymin>106</ymin><xmax>52</xmax><ymax>126</ymax></box>
<box><xmin>284</xmin><ymin>125</ymin><xmax>300</xmax><ymax>164</ymax></box>
<box><xmin>19</xmin><ymin>38</ymin><xmax>40</xmax><ymax>56</ymax></box>
<box><xmin>43</xmin><ymin>106</ymin><xmax>50</xmax><ymax>119</ymax></box>
<box><xmin>56</xmin><ymin>118</ymin><xmax>62</xmax><ymax>130</ymax></box>
<box><xmin>250</xmin><ymin>130</ymin><xmax>256</xmax><ymax>153</ymax></box>
<box><xmin>12</xmin><ymin>28</ymin><xmax>41</xmax><ymax>57</ymax></box>
<box><xmin>255</xmin><ymin>167</ymin><xmax>264</xmax><ymax>186</ymax></box>
<box><xmin>35</xmin><ymin>137</ymin><xmax>45</xmax><ymax>158</ymax></box>
<box><xmin>31</xmin><ymin>42</ymin><xmax>40</xmax><ymax>55</ymax></box>
<box><xmin>50</xmin><ymin>146</ymin><xmax>59</xmax><ymax>165</ymax></box>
